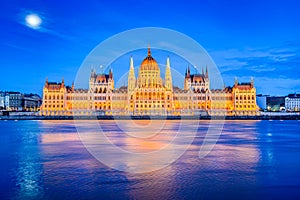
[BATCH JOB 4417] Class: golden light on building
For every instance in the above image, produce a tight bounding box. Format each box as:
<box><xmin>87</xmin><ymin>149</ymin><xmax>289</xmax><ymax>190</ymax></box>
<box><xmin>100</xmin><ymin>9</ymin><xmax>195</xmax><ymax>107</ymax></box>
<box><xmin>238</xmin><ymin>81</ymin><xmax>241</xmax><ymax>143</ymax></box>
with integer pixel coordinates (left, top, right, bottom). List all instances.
<box><xmin>40</xmin><ymin>46</ymin><xmax>259</xmax><ymax>116</ymax></box>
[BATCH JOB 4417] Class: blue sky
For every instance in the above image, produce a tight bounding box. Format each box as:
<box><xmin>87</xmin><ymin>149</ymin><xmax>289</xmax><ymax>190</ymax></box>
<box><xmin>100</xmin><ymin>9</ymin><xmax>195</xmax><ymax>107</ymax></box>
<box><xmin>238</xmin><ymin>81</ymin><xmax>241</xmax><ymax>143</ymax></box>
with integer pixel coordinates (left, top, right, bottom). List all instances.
<box><xmin>1</xmin><ymin>0</ymin><xmax>300</xmax><ymax>95</ymax></box>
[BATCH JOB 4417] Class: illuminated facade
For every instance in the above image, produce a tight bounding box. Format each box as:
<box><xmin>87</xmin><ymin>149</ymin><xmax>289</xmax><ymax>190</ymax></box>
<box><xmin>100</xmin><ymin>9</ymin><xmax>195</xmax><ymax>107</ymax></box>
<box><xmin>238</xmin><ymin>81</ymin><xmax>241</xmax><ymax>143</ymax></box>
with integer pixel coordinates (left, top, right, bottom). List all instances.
<box><xmin>285</xmin><ymin>94</ymin><xmax>300</xmax><ymax>111</ymax></box>
<box><xmin>40</xmin><ymin>47</ymin><xmax>259</xmax><ymax>116</ymax></box>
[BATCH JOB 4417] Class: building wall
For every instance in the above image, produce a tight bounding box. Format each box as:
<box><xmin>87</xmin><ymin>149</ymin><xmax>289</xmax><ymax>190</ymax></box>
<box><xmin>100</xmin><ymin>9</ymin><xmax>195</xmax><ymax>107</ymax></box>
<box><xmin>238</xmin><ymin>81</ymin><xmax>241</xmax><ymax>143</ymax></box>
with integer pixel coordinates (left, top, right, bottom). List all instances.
<box><xmin>232</xmin><ymin>83</ymin><xmax>257</xmax><ymax>115</ymax></box>
<box><xmin>40</xmin><ymin>53</ymin><xmax>259</xmax><ymax>116</ymax></box>
<box><xmin>285</xmin><ymin>96</ymin><xmax>300</xmax><ymax>111</ymax></box>
<box><xmin>0</xmin><ymin>96</ymin><xmax>4</xmax><ymax>109</ymax></box>
<box><xmin>256</xmin><ymin>95</ymin><xmax>268</xmax><ymax>110</ymax></box>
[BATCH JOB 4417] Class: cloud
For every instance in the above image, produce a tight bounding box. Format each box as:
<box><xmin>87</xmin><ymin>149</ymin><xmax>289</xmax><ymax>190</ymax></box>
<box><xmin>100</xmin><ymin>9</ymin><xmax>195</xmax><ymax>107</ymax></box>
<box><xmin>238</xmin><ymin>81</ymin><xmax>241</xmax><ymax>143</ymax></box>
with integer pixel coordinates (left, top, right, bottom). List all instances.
<box><xmin>209</xmin><ymin>42</ymin><xmax>300</xmax><ymax>95</ymax></box>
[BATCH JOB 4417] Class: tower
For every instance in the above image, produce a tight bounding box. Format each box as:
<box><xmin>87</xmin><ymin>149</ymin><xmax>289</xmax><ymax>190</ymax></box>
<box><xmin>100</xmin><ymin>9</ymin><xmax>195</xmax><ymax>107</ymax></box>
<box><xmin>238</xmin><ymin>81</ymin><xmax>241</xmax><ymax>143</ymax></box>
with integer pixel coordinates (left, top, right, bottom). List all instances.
<box><xmin>205</xmin><ymin>65</ymin><xmax>209</xmax><ymax>79</ymax></box>
<box><xmin>184</xmin><ymin>65</ymin><xmax>192</xmax><ymax>90</ymax></box>
<box><xmin>165</xmin><ymin>56</ymin><xmax>173</xmax><ymax>91</ymax></box>
<box><xmin>108</xmin><ymin>68</ymin><xmax>114</xmax><ymax>91</ymax></box>
<box><xmin>128</xmin><ymin>56</ymin><xmax>136</xmax><ymax>93</ymax></box>
<box><xmin>250</xmin><ymin>77</ymin><xmax>254</xmax><ymax>87</ymax></box>
<box><xmin>205</xmin><ymin>65</ymin><xmax>210</xmax><ymax>90</ymax></box>
<box><xmin>89</xmin><ymin>67</ymin><xmax>96</xmax><ymax>92</ymax></box>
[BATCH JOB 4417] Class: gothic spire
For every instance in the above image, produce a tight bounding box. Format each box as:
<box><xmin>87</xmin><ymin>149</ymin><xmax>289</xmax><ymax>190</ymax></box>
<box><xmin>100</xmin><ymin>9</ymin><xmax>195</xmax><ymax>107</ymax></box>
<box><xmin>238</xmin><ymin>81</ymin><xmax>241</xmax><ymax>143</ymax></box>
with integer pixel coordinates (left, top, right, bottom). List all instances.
<box><xmin>165</xmin><ymin>56</ymin><xmax>172</xmax><ymax>91</ymax></box>
<box><xmin>130</xmin><ymin>56</ymin><xmax>134</xmax><ymax>69</ymax></box>
<box><xmin>45</xmin><ymin>77</ymin><xmax>48</xmax><ymax>87</ymax></box>
<box><xmin>205</xmin><ymin>65</ymin><xmax>208</xmax><ymax>78</ymax></box>
<box><xmin>147</xmin><ymin>44</ymin><xmax>151</xmax><ymax>56</ymax></box>
<box><xmin>166</xmin><ymin>56</ymin><xmax>170</xmax><ymax>68</ymax></box>
<box><xmin>128</xmin><ymin>56</ymin><xmax>136</xmax><ymax>93</ymax></box>
<box><xmin>109</xmin><ymin>67</ymin><xmax>113</xmax><ymax>79</ymax></box>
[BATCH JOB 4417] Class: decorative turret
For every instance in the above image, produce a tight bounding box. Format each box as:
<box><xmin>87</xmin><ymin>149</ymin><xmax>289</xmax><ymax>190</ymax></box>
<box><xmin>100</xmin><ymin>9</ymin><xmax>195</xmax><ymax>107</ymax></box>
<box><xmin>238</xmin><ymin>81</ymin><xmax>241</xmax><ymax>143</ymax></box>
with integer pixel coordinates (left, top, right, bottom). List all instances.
<box><xmin>148</xmin><ymin>44</ymin><xmax>151</xmax><ymax>56</ymax></box>
<box><xmin>109</xmin><ymin>68</ymin><xmax>113</xmax><ymax>79</ymax></box>
<box><xmin>187</xmin><ymin>65</ymin><xmax>190</xmax><ymax>78</ymax></box>
<box><xmin>234</xmin><ymin>77</ymin><xmax>238</xmax><ymax>86</ymax></box>
<box><xmin>250</xmin><ymin>77</ymin><xmax>254</xmax><ymax>87</ymax></box>
<box><xmin>184</xmin><ymin>65</ymin><xmax>192</xmax><ymax>90</ymax></box>
<box><xmin>45</xmin><ymin>77</ymin><xmax>48</xmax><ymax>88</ymax></box>
<box><xmin>165</xmin><ymin>56</ymin><xmax>173</xmax><ymax>91</ymax></box>
<box><xmin>205</xmin><ymin>65</ymin><xmax>209</xmax><ymax>79</ymax></box>
<box><xmin>90</xmin><ymin>67</ymin><xmax>96</xmax><ymax>78</ymax></box>
<box><xmin>108</xmin><ymin>67</ymin><xmax>114</xmax><ymax>91</ymax></box>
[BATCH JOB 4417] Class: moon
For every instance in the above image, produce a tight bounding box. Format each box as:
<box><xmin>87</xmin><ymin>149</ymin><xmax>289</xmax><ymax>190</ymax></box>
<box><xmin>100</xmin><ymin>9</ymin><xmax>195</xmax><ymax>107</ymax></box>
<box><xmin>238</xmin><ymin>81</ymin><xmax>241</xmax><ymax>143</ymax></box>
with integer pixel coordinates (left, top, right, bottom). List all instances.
<box><xmin>25</xmin><ymin>14</ymin><xmax>42</xmax><ymax>29</ymax></box>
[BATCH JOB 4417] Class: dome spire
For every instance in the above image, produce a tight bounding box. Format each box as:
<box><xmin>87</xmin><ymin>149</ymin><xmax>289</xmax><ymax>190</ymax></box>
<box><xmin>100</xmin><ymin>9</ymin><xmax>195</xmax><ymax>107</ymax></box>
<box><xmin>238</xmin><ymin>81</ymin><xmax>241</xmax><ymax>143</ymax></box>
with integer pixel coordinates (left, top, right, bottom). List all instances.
<box><xmin>148</xmin><ymin>44</ymin><xmax>151</xmax><ymax>56</ymax></box>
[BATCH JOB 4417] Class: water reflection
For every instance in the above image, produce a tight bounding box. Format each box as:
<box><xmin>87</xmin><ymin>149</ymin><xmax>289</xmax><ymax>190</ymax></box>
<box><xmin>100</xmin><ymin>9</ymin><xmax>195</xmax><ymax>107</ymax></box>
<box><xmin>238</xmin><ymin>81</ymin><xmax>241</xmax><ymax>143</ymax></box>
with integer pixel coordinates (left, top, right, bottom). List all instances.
<box><xmin>3</xmin><ymin>120</ymin><xmax>300</xmax><ymax>199</ymax></box>
<box><xmin>12</xmin><ymin>121</ymin><xmax>44</xmax><ymax>199</ymax></box>
<box><xmin>74</xmin><ymin>120</ymin><xmax>200</xmax><ymax>173</ymax></box>
<box><xmin>39</xmin><ymin>120</ymin><xmax>262</xmax><ymax>199</ymax></box>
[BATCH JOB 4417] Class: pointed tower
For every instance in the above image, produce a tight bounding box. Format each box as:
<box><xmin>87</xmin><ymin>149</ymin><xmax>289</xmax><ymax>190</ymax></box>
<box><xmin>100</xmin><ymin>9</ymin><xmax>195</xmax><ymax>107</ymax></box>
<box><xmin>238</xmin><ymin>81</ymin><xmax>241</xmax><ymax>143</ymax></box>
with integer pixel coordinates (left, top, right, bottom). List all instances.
<box><xmin>165</xmin><ymin>56</ymin><xmax>173</xmax><ymax>91</ymax></box>
<box><xmin>89</xmin><ymin>67</ymin><xmax>96</xmax><ymax>92</ymax></box>
<box><xmin>205</xmin><ymin>65</ymin><xmax>210</xmax><ymax>90</ymax></box>
<box><xmin>184</xmin><ymin>65</ymin><xmax>192</xmax><ymax>90</ymax></box>
<box><xmin>109</xmin><ymin>68</ymin><xmax>113</xmax><ymax>79</ymax></box>
<box><xmin>234</xmin><ymin>77</ymin><xmax>238</xmax><ymax>86</ymax></box>
<box><xmin>108</xmin><ymin>67</ymin><xmax>114</xmax><ymax>90</ymax></box>
<box><xmin>148</xmin><ymin>44</ymin><xmax>151</xmax><ymax>56</ymax></box>
<box><xmin>250</xmin><ymin>77</ymin><xmax>254</xmax><ymax>87</ymax></box>
<box><xmin>45</xmin><ymin>77</ymin><xmax>49</xmax><ymax>88</ymax></box>
<box><xmin>128</xmin><ymin>56</ymin><xmax>136</xmax><ymax>93</ymax></box>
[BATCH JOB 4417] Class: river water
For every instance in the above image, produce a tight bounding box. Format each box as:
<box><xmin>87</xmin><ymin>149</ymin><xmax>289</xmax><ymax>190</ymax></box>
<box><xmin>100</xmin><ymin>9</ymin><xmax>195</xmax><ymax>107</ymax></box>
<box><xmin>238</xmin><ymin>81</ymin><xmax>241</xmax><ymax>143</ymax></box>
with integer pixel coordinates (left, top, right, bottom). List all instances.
<box><xmin>1</xmin><ymin>120</ymin><xmax>300</xmax><ymax>199</ymax></box>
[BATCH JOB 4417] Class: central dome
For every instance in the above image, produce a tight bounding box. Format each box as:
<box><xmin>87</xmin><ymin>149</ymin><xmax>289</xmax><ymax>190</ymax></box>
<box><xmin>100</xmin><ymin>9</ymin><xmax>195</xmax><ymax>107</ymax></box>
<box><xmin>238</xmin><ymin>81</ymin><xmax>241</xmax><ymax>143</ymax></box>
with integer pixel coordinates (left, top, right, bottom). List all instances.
<box><xmin>140</xmin><ymin>46</ymin><xmax>159</xmax><ymax>71</ymax></box>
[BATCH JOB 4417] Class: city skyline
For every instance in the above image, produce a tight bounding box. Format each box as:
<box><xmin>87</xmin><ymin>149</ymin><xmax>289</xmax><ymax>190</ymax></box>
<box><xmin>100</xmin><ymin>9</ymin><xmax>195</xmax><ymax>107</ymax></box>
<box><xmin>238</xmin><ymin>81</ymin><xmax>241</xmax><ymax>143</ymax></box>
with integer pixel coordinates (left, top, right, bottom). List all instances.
<box><xmin>1</xmin><ymin>0</ymin><xmax>300</xmax><ymax>95</ymax></box>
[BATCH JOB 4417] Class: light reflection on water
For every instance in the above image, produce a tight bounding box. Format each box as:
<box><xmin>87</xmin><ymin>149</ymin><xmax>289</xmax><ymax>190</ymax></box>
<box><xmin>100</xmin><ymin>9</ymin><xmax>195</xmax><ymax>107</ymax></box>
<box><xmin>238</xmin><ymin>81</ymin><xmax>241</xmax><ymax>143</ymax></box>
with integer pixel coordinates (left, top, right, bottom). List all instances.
<box><xmin>1</xmin><ymin>120</ymin><xmax>300</xmax><ymax>199</ymax></box>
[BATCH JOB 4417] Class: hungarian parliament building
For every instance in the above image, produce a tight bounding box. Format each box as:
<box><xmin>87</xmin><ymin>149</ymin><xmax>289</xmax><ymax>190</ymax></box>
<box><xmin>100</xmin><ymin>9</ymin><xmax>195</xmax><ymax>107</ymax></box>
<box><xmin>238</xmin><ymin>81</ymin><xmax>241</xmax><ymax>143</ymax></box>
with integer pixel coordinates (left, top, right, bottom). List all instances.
<box><xmin>40</xmin><ymin>47</ymin><xmax>259</xmax><ymax>116</ymax></box>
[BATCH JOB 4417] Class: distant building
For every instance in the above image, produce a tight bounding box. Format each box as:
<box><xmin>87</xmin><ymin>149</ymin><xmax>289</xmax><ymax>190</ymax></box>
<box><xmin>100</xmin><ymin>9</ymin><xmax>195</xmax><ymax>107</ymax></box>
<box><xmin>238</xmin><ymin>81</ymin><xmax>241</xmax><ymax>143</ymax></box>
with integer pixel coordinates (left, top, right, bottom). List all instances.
<box><xmin>0</xmin><ymin>91</ymin><xmax>41</xmax><ymax>111</ymax></box>
<box><xmin>24</xmin><ymin>94</ymin><xmax>42</xmax><ymax>111</ymax></box>
<box><xmin>4</xmin><ymin>95</ymin><xmax>9</xmax><ymax>109</ymax></box>
<box><xmin>0</xmin><ymin>92</ymin><xmax>4</xmax><ymax>109</ymax></box>
<box><xmin>267</xmin><ymin>96</ymin><xmax>285</xmax><ymax>111</ymax></box>
<box><xmin>256</xmin><ymin>94</ymin><xmax>269</xmax><ymax>110</ymax></box>
<box><xmin>8</xmin><ymin>92</ymin><xmax>24</xmax><ymax>111</ymax></box>
<box><xmin>285</xmin><ymin>94</ymin><xmax>300</xmax><ymax>112</ymax></box>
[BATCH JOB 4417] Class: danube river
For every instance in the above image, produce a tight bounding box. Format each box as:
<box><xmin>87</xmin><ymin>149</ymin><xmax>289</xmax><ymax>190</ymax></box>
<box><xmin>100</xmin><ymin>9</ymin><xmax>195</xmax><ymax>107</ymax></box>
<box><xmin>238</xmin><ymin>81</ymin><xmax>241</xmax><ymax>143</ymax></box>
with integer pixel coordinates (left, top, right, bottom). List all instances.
<box><xmin>1</xmin><ymin>120</ymin><xmax>300</xmax><ymax>199</ymax></box>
